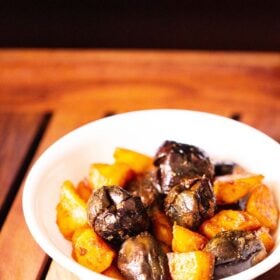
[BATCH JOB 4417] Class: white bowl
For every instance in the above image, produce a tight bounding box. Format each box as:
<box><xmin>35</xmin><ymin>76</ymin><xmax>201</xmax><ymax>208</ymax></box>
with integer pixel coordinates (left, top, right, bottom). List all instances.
<box><xmin>23</xmin><ymin>109</ymin><xmax>280</xmax><ymax>280</ymax></box>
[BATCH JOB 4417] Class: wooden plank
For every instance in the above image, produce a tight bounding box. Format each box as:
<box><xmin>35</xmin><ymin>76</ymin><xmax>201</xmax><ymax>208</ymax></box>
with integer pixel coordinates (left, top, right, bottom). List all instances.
<box><xmin>0</xmin><ymin>185</ymin><xmax>49</xmax><ymax>279</ymax></box>
<box><xmin>257</xmin><ymin>265</ymin><xmax>280</xmax><ymax>280</ymax></box>
<box><xmin>0</xmin><ymin>50</ymin><xmax>279</xmax><ymax>139</ymax></box>
<box><xmin>0</xmin><ymin>113</ymin><xmax>51</xmax><ymax>279</ymax></box>
<box><xmin>0</xmin><ymin>113</ymin><xmax>46</xmax><ymax>225</ymax></box>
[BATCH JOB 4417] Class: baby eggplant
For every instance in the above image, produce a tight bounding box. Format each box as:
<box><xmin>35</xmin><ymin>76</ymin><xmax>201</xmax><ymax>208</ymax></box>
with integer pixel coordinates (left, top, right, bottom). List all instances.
<box><xmin>214</xmin><ymin>161</ymin><xmax>245</xmax><ymax>177</ymax></box>
<box><xmin>214</xmin><ymin>161</ymin><xmax>236</xmax><ymax>176</ymax></box>
<box><xmin>87</xmin><ymin>186</ymin><xmax>149</xmax><ymax>245</ymax></box>
<box><xmin>126</xmin><ymin>170</ymin><xmax>160</xmax><ymax>208</ymax></box>
<box><xmin>154</xmin><ymin>140</ymin><xmax>214</xmax><ymax>194</ymax></box>
<box><xmin>204</xmin><ymin>230</ymin><xmax>267</xmax><ymax>279</ymax></box>
<box><xmin>164</xmin><ymin>176</ymin><xmax>216</xmax><ymax>230</ymax></box>
<box><xmin>118</xmin><ymin>232</ymin><xmax>170</xmax><ymax>280</ymax></box>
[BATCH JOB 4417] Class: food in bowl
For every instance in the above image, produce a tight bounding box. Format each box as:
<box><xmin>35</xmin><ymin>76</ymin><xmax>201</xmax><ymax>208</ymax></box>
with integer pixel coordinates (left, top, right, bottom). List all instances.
<box><xmin>55</xmin><ymin>140</ymin><xmax>278</xmax><ymax>280</ymax></box>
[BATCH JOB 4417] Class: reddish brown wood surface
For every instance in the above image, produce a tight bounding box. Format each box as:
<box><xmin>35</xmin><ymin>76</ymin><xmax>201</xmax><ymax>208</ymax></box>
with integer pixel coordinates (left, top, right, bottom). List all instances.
<box><xmin>1</xmin><ymin>50</ymin><xmax>280</xmax><ymax>139</ymax></box>
<box><xmin>0</xmin><ymin>113</ymin><xmax>45</xmax><ymax>213</ymax></box>
<box><xmin>0</xmin><ymin>50</ymin><xmax>279</xmax><ymax>280</ymax></box>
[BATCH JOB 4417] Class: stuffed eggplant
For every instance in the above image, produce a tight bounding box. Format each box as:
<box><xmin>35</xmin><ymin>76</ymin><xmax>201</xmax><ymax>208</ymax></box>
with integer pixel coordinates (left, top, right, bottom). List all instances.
<box><xmin>154</xmin><ymin>141</ymin><xmax>214</xmax><ymax>194</ymax></box>
<box><xmin>164</xmin><ymin>176</ymin><xmax>216</xmax><ymax>230</ymax></box>
<box><xmin>126</xmin><ymin>170</ymin><xmax>160</xmax><ymax>208</ymax></box>
<box><xmin>118</xmin><ymin>232</ymin><xmax>170</xmax><ymax>280</ymax></box>
<box><xmin>87</xmin><ymin>186</ymin><xmax>149</xmax><ymax>245</ymax></box>
<box><xmin>204</xmin><ymin>230</ymin><xmax>267</xmax><ymax>279</ymax></box>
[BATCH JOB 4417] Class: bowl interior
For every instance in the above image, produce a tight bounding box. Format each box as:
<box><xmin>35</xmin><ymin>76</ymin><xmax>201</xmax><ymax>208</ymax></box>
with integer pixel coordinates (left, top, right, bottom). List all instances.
<box><xmin>23</xmin><ymin>109</ymin><xmax>280</xmax><ymax>280</ymax></box>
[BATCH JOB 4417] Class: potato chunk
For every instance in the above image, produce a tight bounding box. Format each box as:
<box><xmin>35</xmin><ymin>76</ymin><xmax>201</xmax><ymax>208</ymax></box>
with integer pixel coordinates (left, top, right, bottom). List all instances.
<box><xmin>214</xmin><ymin>174</ymin><xmax>263</xmax><ymax>204</ymax></box>
<box><xmin>255</xmin><ymin>227</ymin><xmax>275</xmax><ymax>253</ymax></box>
<box><xmin>200</xmin><ymin>210</ymin><xmax>261</xmax><ymax>239</ymax></box>
<box><xmin>89</xmin><ymin>163</ymin><xmax>134</xmax><ymax>189</ymax></box>
<box><xmin>167</xmin><ymin>251</ymin><xmax>214</xmax><ymax>280</ymax></box>
<box><xmin>151</xmin><ymin>208</ymin><xmax>173</xmax><ymax>246</ymax></box>
<box><xmin>56</xmin><ymin>181</ymin><xmax>87</xmax><ymax>239</ymax></box>
<box><xmin>246</xmin><ymin>184</ymin><xmax>278</xmax><ymax>231</ymax></box>
<box><xmin>172</xmin><ymin>224</ymin><xmax>208</xmax><ymax>253</ymax></box>
<box><xmin>72</xmin><ymin>227</ymin><xmax>115</xmax><ymax>273</ymax></box>
<box><xmin>76</xmin><ymin>179</ymin><xmax>92</xmax><ymax>202</ymax></box>
<box><xmin>113</xmin><ymin>147</ymin><xmax>153</xmax><ymax>174</ymax></box>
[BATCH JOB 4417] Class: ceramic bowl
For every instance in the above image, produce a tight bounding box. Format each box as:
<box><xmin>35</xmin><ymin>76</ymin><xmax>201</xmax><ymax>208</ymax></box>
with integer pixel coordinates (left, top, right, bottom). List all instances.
<box><xmin>23</xmin><ymin>109</ymin><xmax>280</xmax><ymax>280</ymax></box>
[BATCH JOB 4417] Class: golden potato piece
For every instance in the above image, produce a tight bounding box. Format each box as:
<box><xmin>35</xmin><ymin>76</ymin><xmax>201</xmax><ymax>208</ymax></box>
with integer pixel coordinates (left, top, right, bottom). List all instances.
<box><xmin>200</xmin><ymin>210</ymin><xmax>261</xmax><ymax>239</ymax></box>
<box><xmin>214</xmin><ymin>174</ymin><xmax>263</xmax><ymax>204</ymax></box>
<box><xmin>56</xmin><ymin>181</ymin><xmax>87</xmax><ymax>240</ymax></box>
<box><xmin>89</xmin><ymin>163</ymin><xmax>134</xmax><ymax>189</ymax></box>
<box><xmin>167</xmin><ymin>251</ymin><xmax>214</xmax><ymax>280</ymax></box>
<box><xmin>255</xmin><ymin>227</ymin><xmax>275</xmax><ymax>253</ymax></box>
<box><xmin>172</xmin><ymin>224</ymin><xmax>208</xmax><ymax>253</ymax></box>
<box><xmin>113</xmin><ymin>147</ymin><xmax>153</xmax><ymax>174</ymax></box>
<box><xmin>102</xmin><ymin>265</ymin><xmax>125</xmax><ymax>280</ymax></box>
<box><xmin>151</xmin><ymin>208</ymin><xmax>173</xmax><ymax>246</ymax></box>
<box><xmin>246</xmin><ymin>184</ymin><xmax>278</xmax><ymax>231</ymax></box>
<box><xmin>76</xmin><ymin>179</ymin><xmax>92</xmax><ymax>202</ymax></box>
<box><xmin>72</xmin><ymin>227</ymin><xmax>116</xmax><ymax>273</ymax></box>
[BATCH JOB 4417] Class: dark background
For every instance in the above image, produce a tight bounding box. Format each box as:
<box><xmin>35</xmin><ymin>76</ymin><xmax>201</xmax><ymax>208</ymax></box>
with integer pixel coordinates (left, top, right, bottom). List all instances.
<box><xmin>1</xmin><ymin>0</ymin><xmax>280</xmax><ymax>50</ymax></box>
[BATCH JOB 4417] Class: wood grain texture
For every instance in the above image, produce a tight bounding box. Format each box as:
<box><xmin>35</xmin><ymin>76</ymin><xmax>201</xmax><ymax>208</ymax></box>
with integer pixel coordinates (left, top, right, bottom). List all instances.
<box><xmin>0</xmin><ymin>185</ymin><xmax>49</xmax><ymax>279</ymax></box>
<box><xmin>0</xmin><ymin>50</ymin><xmax>279</xmax><ymax>280</ymax></box>
<box><xmin>0</xmin><ymin>113</ymin><xmax>45</xmax><ymax>215</ymax></box>
<box><xmin>0</xmin><ymin>50</ymin><xmax>279</xmax><ymax>140</ymax></box>
<box><xmin>0</xmin><ymin>113</ymin><xmax>50</xmax><ymax>279</ymax></box>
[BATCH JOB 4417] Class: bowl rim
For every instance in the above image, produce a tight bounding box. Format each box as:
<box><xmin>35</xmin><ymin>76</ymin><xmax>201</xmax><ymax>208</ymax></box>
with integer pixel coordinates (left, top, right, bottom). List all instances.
<box><xmin>22</xmin><ymin>109</ymin><xmax>280</xmax><ymax>280</ymax></box>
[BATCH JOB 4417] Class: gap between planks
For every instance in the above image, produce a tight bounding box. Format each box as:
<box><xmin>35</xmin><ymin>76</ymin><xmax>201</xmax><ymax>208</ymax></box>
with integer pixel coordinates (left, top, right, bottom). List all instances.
<box><xmin>0</xmin><ymin>112</ymin><xmax>52</xmax><ymax>229</ymax></box>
